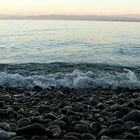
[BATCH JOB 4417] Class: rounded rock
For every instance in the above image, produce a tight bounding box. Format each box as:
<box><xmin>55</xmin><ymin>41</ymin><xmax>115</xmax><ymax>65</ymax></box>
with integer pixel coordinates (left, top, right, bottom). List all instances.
<box><xmin>11</xmin><ymin>136</ymin><xmax>26</xmax><ymax>140</ymax></box>
<box><xmin>123</xmin><ymin>111</ymin><xmax>140</xmax><ymax>122</ymax></box>
<box><xmin>0</xmin><ymin>130</ymin><xmax>16</xmax><ymax>139</ymax></box>
<box><xmin>82</xmin><ymin>133</ymin><xmax>96</xmax><ymax>139</ymax></box>
<box><xmin>90</xmin><ymin>122</ymin><xmax>102</xmax><ymax>134</ymax></box>
<box><xmin>63</xmin><ymin>135</ymin><xmax>79</xmax><ymax>140</ymax></box>
<box><xmin>74</xmin><ymin>124</ymin><xmax>89</xmax><ymax>133</ymax></box>
<box><xmin>16</xmin><ymin>123</ymin><xmax>47</xmax><ymax>136</ymax></box>
<box><xmin>121</xmin><ymin>132</ymin><xmax>134</xmax><ymax>139</ymax></box>
<box><xmin>17</xmin><ymin>118</ymin><xmax>31</xmax><ymax>128</ymax></box>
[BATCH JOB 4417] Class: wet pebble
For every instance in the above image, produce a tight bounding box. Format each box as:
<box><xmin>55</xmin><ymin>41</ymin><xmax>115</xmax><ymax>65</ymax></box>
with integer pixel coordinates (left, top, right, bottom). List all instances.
<box><xmin>74</xmin><ymin>124</ymin><xmax>89</xmax><ymax>133</ymax></box>
<box><xmin>17</xmin><ymin>118</ymin><xmax>31</xmax><ymax>128</ymax></box>
<box><xmin>16</xmin><ymin>123</ymin><xmax>47</xmax><ymax>136</ymax></box>
<box><xmin>0</xmin><ymin>130</ymin><xmax>16</xmax><ymax>139</ymax></box>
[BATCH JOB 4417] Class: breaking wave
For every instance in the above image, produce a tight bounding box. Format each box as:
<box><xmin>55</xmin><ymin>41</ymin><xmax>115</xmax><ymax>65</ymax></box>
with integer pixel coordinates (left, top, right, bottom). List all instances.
<box><xmin>0</xmin><ymin>68</ymin><xmax>139</xmax><ymax>90</ymax></box>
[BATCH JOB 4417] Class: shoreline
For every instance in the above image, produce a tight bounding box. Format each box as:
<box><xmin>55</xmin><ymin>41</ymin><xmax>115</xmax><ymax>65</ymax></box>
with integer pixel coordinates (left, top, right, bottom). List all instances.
<box><xmin>0</xmin><ymin>86</ymin><xmax>140</xmax><ymax>139</ymax></box>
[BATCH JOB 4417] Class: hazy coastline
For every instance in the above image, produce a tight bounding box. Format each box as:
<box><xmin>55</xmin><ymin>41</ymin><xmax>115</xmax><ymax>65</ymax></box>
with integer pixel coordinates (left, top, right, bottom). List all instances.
<box><xmin>0</xmin><ymin>15</ymin><xmax>140</xmax><ymax>22</ymax></box>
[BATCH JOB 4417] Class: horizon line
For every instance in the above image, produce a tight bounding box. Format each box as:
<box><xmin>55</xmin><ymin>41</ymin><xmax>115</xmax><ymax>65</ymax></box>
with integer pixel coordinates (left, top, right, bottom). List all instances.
<box><xmin>0</xmin><ymin>15</ymin><xmax>140</xmax><ymax>22</ymax></box>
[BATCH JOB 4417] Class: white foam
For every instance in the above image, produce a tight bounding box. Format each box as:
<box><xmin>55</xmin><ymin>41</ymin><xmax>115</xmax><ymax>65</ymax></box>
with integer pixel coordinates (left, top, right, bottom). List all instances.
<box><xmin>0</xmin><ymin>69</ymin><xmax>139</xmax><ymax>90</ymax></box>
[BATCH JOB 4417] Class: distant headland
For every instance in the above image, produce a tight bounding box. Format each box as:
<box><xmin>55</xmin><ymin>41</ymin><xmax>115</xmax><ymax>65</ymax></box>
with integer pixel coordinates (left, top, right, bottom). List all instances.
<box><xmin>0</xmin><ymin>15</ymin><xmax>140</xmax><ymax>22</ymax></box>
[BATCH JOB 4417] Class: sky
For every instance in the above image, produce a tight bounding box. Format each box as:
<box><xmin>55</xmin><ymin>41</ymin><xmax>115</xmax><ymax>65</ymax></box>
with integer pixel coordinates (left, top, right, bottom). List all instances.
<box><xmin>0</xmin><ymin>0</ymin><xmax>140</xmax><ymax>16</ymax></box>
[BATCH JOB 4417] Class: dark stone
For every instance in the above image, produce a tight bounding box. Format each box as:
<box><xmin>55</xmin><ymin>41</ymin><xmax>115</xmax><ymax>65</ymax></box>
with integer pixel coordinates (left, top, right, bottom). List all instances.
<box><xmin>97</xmin><ymin>103</ymin><xmax>104</xmax><ymax>109</ymax></box>
<box><xmin>12</xmin><ymin>105</ymin><xmax>20</xmax><ymax>111</ymax></box>
<box><xmin>111</xmin><ymin>119</ymin><xmax>124</xmax><ymax>125</ymax></box>
<box><xmin>33</xmin><ymin>86</ymin><xmax>42</xmax><ymax>92</ymax></box>
<box><xmin>11</xmin><ymin>136</ymin><xmax>26</xmax><ymax>140</ymax></box>
<box><xmin>123</xmin><ymin>111</ymin><xmax>140</xmax><ymax>122</ymax></box>
<box><xmin>16</xmin><ymin>123</ymin><xmax>50</xmax><ymax>136</ymax></box>
<box><xmin>9</xmin><ymin>123</ymin><xmax>17</xmax><ymax>131</ymax></box>
<box><xmin>0</xmin><ymin>109</ymin><xmax>9</xmax><ymax>119</ymax></box>
<box><xmin>38</xmin><ymin>105</ymin><xmax>49</xmax><ymax>114</ymax></box>
<box><xmin>48</xmin><ymin>125</ymin><xmax>62</xmax><ymax>138</ymax></box>
<box><xmin>44</xmin><ymin>112</ymin><xmax>57</xmax><ymax>120</ymax></box>
<box><xmin>128</xmin><ymin>126</ymin><xmax>140</xmax><ymax>135</ymax></box>
<box><xmin>97</xmin><ymin>129</ymin><xmax>108</xmax><ymax>139</ymax></box>
<box><xmin>101</xmin><ymin>111</ymin><xmax>113</xmax><ymax>117</ymax></box>
<box><xmin>0</xmin><ymin>95</ymin><xmax>12</xmax><ymax>103</ymax></box>
<box><xmin>52</xmin><ymin>120</ymin><xmax>66</xmax><ymax>128</ymax></box>
<box><xmin>135</xmin><ymin>135</ymin><xmax>140</xmax><ymax>140</ymax></box>
<box><xmin>65</xmin><ymin>132</ymin><xmax>81</xmax><ymax>138</ymax></box>
<box><xmin>110</xmin><ymin>104</ymin><xmax>120</xmax><ymax>112</ymax></box>
<box><xmin>120</xmin><ymin>107</ymin><xmax>130</xmax><ymax>115</ymax></box>
<box><xmin>0</xmin><ymin>130</ymin><xmax>16</xmax><ymax>139</ymax></box>
<box><xmin>17</xmin><ymin>118</ymin><xmax>31</xmax><ymax>128</ymax></box>
<box><xmin>121</xmin><ymin>132</ymin><xmax>134</xmax><ymax>139</ymax></box>
<box><xmin>0</xmin><ymin>101</ymin><xmax>5</xmax><ymax>108</ymax></box>
<box><xmin>31</xmin><ymin>135</ymin><xmax>40</xmax><ymax>140</ymax></box>
<box><xmin>131</xmin><ymin>98</ymin><xmax>140</xmax><ymax>105</ymax></box>
<box><xmin>100</xmin><ymin>135</ymin><xmax>112</xmax><ymax>140</ymax></box>
<box><xmin>63</xmin><ymin>135</ymin><xmax>79</xmax><ymax>140</ymax></box>
<box><xmin>121</xmin><ymin>121</ymin><xmax>135</xmax><ymax>132</ymax></box>
<box><xmin>81</xmin><ymin>133</ymin><xmax>96</xmax><ymax>139</ymax></box>
<box><xmin>89</xmin><ymin>98</ymin><xmax>96</xmax><ymax>106</ymax></box>
<box><xmin>106</xmin><ymin>100</ymin><xmax>114</xmax><ymax>105</ymax></box>
<box><xmin>67</xmin><ymin>115</ymin><xmax>80</xmax><ymax>123</ymax></box>
<box><xmin>128</xmin><ymin>102</ymin><xmax>136</xmax><ymax>108</ymax></box>
<box><xmin>74</xmin><ymin>124</ymin><xmax>89</xmax><ymax>133</ymax></box>
<box><xmin>90</xmin><ymin>122</ymin><xmax>102</xmax><ymax>134</ymax></box>
<box><xmin>30</xmin><ymin>117</ymin><xmax>42</xmax><ymax>124</ymax></box>
<box><xmin>106</xmin><ymin>124</ymin><xmax>123</xmax><ymax>136</ymax></box>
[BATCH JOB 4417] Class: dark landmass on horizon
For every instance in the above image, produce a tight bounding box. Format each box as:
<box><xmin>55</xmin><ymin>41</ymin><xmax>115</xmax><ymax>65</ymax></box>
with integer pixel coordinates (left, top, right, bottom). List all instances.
<box><xmin>0</xmin><ymin>15</ymin><xmax>140</xmax><ymax>22</ymax></box>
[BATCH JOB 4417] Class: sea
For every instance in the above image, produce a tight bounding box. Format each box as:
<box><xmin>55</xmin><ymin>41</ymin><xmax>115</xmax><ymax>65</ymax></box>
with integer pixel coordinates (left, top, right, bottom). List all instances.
<box><xmin>0</xmin><ymin>20</ymin><xmax>140</xmax><ymax>90</ymax></box>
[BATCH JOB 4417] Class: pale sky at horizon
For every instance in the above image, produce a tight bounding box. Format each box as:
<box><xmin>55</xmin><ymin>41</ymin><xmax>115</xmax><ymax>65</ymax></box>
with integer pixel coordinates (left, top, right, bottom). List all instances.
<box><xmin>0</xmin><ymin>0</ymin><xmax>140</xmax><ymax>16</ymax></box>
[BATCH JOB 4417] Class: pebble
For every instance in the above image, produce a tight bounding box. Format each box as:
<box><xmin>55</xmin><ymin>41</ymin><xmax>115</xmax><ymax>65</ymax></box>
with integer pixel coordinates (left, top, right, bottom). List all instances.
<box><xmin>0</xmin><ymin>95</ymin><xmax>12</xmax><ymax>103</ymax></box>
<box><xmin>0</xmin><ymin>130</ymin><xmax>16</xmax><ymax>139</ymax></box>
<box><xmin>128</xmin><ymin>126</ymin><xmax>140</xmax><ymax>135</ymax></box>
<box><xmin>52</xmin><ymin>120</ymin><xmax>66</xmax><ymax>127</ymax></box>
<box><xmin>38</xmin><ymin>105</ymin><xmax>50</xmax><ymax>114</ymax></box>
<box><xmin>123</xmin><ymin>111</ymin><xmax>140</xmax><ymax>122</ymax></box>
<box><xmin>17</xmin><ymin>118</ymin><xmax>31</xmax><ymax>128</ymax></box>
<box><xmin>90</xmin><ymin>122</ymin><xmax>102</xmax><ymax>134</ymax></box>
<box><xmin>11</xmin><ymin>136</ymin><xmax>26</xmax><ymax>140</ymax></box>
<box><xmin>67</xmin><ymin>115</ymin><xmax>80</xmax><ymax>123</ymax></box>
<box><xmin>65</xmin><ymin>132</ymin><xmax>81</xmax><ymax>138</ymax></box>
<box><xmin>0</xmin><ymin>122</ymin><xmax>9</xmax><ymax>129</ymax></box>
<box><xmin>0</xmin><ymin>101</ymin><xmax>5</xmax><ymax>108</ymax></box>
<box><xmin>16</xmin><ymin>123</ymin><xmax>47</xmax><ymax>136</ymax></box>
<box><xmin>97</xmin><ymin>103</ymin><xmax>104</xmax><ymax>109</ymax></box>
<box><xmin>106</xmin><ymin>124</ymin><xmax>123</xmax><ymax>136</ymax></box>
<box><xmin>121</xmin><ymin>121</ymin><xmax>135</xmax><ymax>132</ymax></box>
<box><xmin>81</xmin><ymin>133</ymin><xmax>96</xmax><ymax>139</ymax></box>
<box><xmin>1</xmin><ymin>86</ymin><xmax>140</xmax><ymax>139</ymax></box>
<box><xmin>63</xmin><ymin>135</ymin><xmax>79</xmax><ymax>140</ymax></box>
<box><xmin>100</xmin><ymin>135</ymin><xmax>112</xmax><ymax>140</ymax></box>
<box><xmin>74</xmin><ymin>124</ymin><xmax>89</xmax><ymax>133</ymax></box>
<box><xmin>0</xmin><ymin>109</ymin><xmax>9</xmax><ymax>118</ymax></box>
<box><xmin>44</xmin><ymin>112</ymin><xmax>57</xmax><ymax>120</ymax></box>
<box><xmin>121</xmin><ymin>132</ymin><xmax>134</xmax><ymax>139</ymax></box>
<box><xmin>110</xmin><ymin>104</ymin><xmax>120</xmax><ymax>112</ymax></box>
<box><xmin>48</xmin><ymin>125</ymin><xmax>61</xmax><ymax>138</ymax></box>
<box><xmin>33</xmin><ymin>86</ymin><xmax>42</xmax><ymax>92</ymax></box>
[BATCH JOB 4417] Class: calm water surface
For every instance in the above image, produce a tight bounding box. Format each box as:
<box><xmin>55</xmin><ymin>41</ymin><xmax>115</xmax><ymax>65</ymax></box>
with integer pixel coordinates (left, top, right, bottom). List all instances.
<box><xmin>0</xmin><ymin>20</ymin><xmax>139</xmax><ymax>66</ymax></box>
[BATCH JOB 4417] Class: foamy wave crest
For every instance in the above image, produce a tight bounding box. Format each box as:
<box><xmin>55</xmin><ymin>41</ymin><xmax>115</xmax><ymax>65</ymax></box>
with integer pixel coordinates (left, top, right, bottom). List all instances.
<box><xmin>0</xmin><ymin>69</ymin><xmax>140</xmax><ymax>90</ymax></box>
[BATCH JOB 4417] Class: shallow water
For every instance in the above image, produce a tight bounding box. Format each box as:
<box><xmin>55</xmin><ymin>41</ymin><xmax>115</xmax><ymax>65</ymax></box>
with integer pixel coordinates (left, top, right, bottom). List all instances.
<box><xmin>0</xmin><ymin>20</ymin><xmax>140</xmax><ymax>90</ymax></box>
<box><xmin>0</xmin><ymin>63</ymin><xmax>139</xmax><ymax>90</ymax></box>
<box><xmin>0</xmin><ymin>20</ymin><xmax>140</xmax><ymax>66</ymax></box>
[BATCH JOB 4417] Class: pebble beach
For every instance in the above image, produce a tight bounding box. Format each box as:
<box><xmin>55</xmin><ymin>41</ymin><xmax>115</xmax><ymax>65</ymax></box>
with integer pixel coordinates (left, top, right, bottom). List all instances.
<box><xmin>0</xmin><ymin>85</ymin><xmax>140</xmax><ymax>140</ymax></box>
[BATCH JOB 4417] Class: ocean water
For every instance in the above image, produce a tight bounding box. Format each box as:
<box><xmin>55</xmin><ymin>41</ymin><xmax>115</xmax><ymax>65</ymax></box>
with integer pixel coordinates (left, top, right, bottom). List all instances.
<box><xmin>0</xmin><ymin>20</ymin><xmax>140</xmax><ymax>90</ymax></box>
